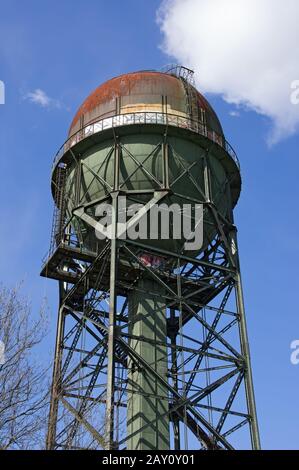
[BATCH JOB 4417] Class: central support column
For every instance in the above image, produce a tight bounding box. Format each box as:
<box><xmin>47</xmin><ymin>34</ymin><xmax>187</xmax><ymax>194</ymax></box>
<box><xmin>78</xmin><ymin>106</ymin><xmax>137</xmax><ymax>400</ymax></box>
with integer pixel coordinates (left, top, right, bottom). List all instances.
<box><xmin>127</xmin><ymin>278</ymin><xmax>170</xmax><ymax>450</ymax></box>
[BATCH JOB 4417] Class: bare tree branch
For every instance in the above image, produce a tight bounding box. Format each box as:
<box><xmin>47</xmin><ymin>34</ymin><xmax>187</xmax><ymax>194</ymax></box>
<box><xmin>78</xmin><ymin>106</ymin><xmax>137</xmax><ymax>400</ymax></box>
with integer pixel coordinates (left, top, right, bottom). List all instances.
<box><xmin>0</xmin><ymin>283</ymin><xmax>50</xmax><ymax>449</ymax></box>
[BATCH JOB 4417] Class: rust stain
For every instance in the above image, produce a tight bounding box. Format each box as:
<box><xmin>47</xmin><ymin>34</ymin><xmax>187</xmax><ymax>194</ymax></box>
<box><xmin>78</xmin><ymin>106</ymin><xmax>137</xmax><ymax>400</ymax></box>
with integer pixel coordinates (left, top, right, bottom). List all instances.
<box><xmin>68</xmin><ymin>71</ymin><xmax>222</xmax><ymax>136</ymax></box>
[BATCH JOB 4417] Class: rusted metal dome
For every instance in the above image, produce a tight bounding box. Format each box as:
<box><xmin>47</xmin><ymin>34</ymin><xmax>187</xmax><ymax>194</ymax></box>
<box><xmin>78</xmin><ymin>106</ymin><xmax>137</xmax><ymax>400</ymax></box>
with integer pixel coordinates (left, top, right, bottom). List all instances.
<box><xmin>69</xmin><ymin>70</ymin><xmax>224</xmax><ymax>137</ymax></box>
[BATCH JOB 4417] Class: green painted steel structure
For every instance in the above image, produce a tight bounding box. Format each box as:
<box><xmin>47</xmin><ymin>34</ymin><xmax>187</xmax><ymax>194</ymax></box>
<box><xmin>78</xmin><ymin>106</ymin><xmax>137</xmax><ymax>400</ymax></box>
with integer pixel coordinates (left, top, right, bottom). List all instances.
<box><xmin>64</xmin><ymin>129</ymin><xmax>238</xmax><ymax>255</ymax></box>
<box><xmin>42</xmin><ymin>67</ymin><xmax>260</xmax><ymax>451</ymax></box>
<box><xmin>127</xmin><ymin>279</ymin><xmax>169</xmax><ymax>450</ymax></box>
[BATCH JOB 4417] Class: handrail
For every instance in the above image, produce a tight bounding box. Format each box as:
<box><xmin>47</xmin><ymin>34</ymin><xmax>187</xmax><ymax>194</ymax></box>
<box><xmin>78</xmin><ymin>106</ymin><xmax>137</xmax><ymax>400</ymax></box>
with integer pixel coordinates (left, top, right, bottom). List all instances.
<box><xmin>52</xmin><ymin>112</ymin><xmax>240</xmax><ymax>172</ymax></box>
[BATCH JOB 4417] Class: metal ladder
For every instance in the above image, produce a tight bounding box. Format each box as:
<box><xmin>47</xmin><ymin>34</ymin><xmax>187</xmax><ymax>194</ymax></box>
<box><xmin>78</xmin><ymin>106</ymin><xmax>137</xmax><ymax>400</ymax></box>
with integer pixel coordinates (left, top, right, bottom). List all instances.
<box><xmin>50</xmin><ymin>164</ymin><xmax>67</xmax><ymax>254</ymax></box>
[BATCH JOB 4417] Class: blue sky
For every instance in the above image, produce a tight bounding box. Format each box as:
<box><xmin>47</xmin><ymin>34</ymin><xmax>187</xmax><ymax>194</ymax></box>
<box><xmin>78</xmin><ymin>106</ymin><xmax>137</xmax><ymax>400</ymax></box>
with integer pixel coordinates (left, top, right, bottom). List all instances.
<box><xmin>0</xmin><ymin>0</ymin><xmax>298</xmax><ymax>450</ymax></box>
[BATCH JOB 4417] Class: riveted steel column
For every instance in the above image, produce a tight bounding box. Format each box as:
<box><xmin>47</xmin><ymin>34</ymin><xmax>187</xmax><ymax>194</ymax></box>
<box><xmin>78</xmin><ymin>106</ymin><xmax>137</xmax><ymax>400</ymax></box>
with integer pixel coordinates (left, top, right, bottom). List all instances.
<box><xmin>231</xmin><ymin>228</ymin><xmax>261</xmax><ymax>450</ymax></box>
<box><xmin>169</xmin><ymin>309</ymin><xmax>180</xmax><ymax>450</ymax></box>
<box><xmin>105</xmin><ymin>142</ymin><xmax>120</xmax><ymax>449</ymax></box>
<box><xmin>46</xmin><ymin>287</ymin><xmax>66</xmax><ymax>449</ymax></box>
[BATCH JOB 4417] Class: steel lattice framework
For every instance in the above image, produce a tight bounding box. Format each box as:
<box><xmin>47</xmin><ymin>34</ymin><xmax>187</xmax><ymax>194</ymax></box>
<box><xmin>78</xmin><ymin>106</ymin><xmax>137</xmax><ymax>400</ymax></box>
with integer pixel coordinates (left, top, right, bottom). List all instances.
<box><xmin>42</xmin><ymin>124</ymin><xmax>260</xmax><ymax>451</ymax></box>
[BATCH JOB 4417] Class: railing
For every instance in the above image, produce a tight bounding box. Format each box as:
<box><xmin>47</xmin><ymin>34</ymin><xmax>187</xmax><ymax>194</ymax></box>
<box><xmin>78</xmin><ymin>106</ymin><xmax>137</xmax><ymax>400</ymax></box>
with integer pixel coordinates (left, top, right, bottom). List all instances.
<box><xmin>41</xmin><ymin>233</ymin><xmax>89</xmax><ymax>269</ymax></box>
<box><xmin>52</xmin><ymin>112</ymin><xmax>240</xmax><ymax>171</ymax></box>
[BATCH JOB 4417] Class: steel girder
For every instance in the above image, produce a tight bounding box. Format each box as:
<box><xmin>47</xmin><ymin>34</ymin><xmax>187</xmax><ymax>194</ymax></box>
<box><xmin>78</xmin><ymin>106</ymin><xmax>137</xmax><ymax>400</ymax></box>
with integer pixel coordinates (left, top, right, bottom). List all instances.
<box><xmin>44</xmin><ymin>136</ymin><xmax>260</xmax><ymax>450</ymax></box>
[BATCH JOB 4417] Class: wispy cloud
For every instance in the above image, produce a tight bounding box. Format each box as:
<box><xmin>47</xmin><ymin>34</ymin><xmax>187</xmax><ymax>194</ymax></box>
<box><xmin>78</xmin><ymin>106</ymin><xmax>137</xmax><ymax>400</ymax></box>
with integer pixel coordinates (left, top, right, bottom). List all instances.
<box><xmin>229</xmin><ymin>110</ymin><xmax>240</xmax><ymax>118</ymax></box>
<box><xmin>23</xmin><ymin>88</ymin><xmax>62</xmax><ymax>109</ymax></box>
<box><xmin>158</xmin><ymin>0</ymin><xmax>299</xmax><ymax>145</ymax></box>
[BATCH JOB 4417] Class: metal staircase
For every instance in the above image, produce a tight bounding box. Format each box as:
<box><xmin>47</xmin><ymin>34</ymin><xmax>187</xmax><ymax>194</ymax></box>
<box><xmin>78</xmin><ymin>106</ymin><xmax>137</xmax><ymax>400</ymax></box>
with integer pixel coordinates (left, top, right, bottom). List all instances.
<box><xmin>50</xmin><ymin>163</ymin><xmax>67</xmax><ymax>255</ymax></box>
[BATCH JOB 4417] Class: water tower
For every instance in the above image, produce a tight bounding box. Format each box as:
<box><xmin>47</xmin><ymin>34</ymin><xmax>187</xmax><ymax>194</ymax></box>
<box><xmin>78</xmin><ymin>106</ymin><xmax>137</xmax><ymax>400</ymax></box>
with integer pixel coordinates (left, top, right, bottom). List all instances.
<box><xmin>42</xmin><ymin>66</ymin><xmax>260</xmax><ymax>450</ymax></box>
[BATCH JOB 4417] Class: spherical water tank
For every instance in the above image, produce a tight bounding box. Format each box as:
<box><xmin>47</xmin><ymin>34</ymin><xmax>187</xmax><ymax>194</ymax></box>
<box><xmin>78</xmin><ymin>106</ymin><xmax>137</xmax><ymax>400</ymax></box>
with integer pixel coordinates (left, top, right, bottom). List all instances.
<box><xmin>52</xmin><ymin>68</ymin><xmax>241</xmax><ymax>257</ymax></box>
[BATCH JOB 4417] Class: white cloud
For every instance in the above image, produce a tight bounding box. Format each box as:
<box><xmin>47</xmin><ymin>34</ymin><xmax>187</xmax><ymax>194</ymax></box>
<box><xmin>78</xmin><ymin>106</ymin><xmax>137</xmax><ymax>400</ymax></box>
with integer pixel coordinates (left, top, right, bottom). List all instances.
<box><xmin>229</xmin><ymin>110</ymin><xmax>240</xmax><ymax>118</ymax></box>
<box><xmin>158</xmin><ymin>0</ymin><xmax>299</xmax><ymax>145</ymax></box>
<box><xmin>24</xmin><ymin>88</ymin><xmax>61</xmax><ymax>109</ymax></box>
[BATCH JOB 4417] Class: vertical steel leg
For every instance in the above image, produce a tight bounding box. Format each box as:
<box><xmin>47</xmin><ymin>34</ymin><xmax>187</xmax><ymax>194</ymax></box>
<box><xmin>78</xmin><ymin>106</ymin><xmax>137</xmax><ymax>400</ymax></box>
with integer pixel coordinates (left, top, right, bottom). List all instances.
<box><xmin>105</xmin><ymin>193</ymin><xmax>118</xmax><ymax>449</ymax></box>
<box><xmin>46</xmin><ymin>290</ymin><xmax>65</xmax><ymax>449</ymax></box>
<box><xmin>169</xmin><ymin>309</ymin><xmax>180</xmax><ymax>450</ymax></box>
<box><xmin>105</xmin><ymin>142</ymin><xmax>120</xmax><ymax>449</ymax></box>
<box><xmin>232</xmin><ymin>230</ymin><xmax>261</xmax><ymax>450</ymax></box>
